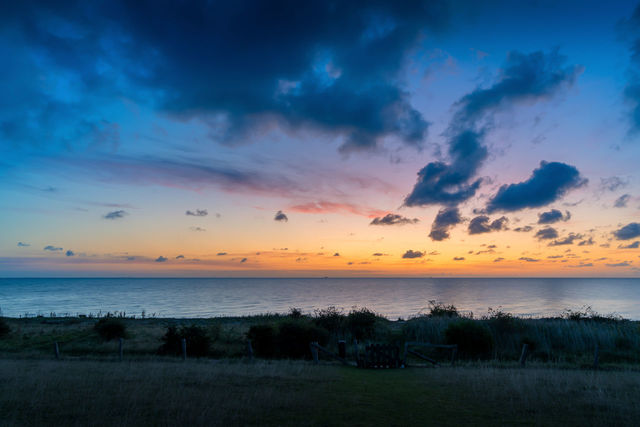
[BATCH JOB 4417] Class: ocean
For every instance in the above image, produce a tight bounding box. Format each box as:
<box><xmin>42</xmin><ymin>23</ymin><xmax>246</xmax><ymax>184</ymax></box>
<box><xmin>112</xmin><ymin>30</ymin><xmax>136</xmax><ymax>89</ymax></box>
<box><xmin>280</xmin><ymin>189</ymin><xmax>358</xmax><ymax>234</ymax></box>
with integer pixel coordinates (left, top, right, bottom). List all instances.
<box><xmin>1</xmin><ymin>277</ymin><xmax>639</xmax><ymax>319</ymax></box>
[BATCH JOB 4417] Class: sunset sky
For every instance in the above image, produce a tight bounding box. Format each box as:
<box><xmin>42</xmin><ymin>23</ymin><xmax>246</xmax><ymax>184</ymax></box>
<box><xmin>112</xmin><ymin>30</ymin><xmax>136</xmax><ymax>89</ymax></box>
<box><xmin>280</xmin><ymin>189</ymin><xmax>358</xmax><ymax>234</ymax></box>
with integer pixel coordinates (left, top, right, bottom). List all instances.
<box><xmin>1</xmin><ymin>0</ymin><xmax>640</xmax><ymax>277</ymax></box>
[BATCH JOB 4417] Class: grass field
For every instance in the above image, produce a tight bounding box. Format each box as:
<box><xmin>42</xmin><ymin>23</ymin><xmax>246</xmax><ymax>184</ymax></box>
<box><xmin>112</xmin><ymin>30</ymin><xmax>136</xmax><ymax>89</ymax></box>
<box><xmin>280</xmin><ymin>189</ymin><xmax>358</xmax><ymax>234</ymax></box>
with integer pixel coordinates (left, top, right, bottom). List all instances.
<box><xmin>1</xmin><ymin>359</ymin><xmax>639</xmax><ymax>426</ymax></box>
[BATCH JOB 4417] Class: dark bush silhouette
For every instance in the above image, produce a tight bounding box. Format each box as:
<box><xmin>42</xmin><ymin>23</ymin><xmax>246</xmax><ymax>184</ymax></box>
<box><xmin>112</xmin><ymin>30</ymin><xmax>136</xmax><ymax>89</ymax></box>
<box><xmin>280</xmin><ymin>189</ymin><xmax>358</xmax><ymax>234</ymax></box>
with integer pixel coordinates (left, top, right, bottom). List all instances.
<box><xmin>485</xmin><ymin>307</ymin><xmax>525</xmax><ymax>334</ymax></box>
<box><xmin>159</xmin><ymin>325</ymin><xmax>211</xmax><ymax>357</ymax></box>
<box><xmin>427</xmin><ymin>300</ymin><xmax>459</xmax><ymax>317</ymax></box>
<box><xmin>314</xmin><ymin>306</ymin><xmax>345</xmax><ymax>335</ymax></box>
<box><xmin>445</xmin><ymin>319</ymin><xmax>494</xmax><ymax>359</ymax></box>
<box><xmin>247</xmin><ymin>324</ymin><xmax>277</xmax><ymax>358</ymax></box>
<box><xmin>347</xmin><ymin>307</ymin><xmax>378</xmax><ymax>340</ymax></box>
<box><xmin>94</xmin><ymin>317</ymin><xmax>126</xmax><ymax>341</ymax></box>
<box><xmin>288</xmin><ymin>307</ymin><xmax>304</xmax><ymax>319</ymax></box>
<box><xmin>0</xmin><ymin>318</ymin><xmax>10</xmax><ymax>338</ymax></box>
<box><xmin>277</xmin><ymin>320</ymin><xmax>329</xmax><ymax>359</ymax></box>
<box><xmin>247</xmin><ymin>320</ymin><xmax>329</xmax><ymax>359</ymax></box>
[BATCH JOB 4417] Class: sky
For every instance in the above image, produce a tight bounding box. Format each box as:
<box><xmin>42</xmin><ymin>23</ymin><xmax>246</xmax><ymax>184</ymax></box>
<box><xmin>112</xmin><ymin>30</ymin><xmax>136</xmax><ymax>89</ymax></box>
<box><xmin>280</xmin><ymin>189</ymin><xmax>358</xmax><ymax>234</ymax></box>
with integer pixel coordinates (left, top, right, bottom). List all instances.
<box><xmin>1</xmin><ymin>0</ymin><xmax>640</xmax><ymax>277</ymax></box>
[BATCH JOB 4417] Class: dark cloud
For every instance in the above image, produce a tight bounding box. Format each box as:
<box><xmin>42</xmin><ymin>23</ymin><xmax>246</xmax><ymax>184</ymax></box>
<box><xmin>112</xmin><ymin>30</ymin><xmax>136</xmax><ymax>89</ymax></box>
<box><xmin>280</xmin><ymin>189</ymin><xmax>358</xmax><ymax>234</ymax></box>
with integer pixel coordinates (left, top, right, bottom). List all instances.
<box><xmin>370</xmin><ymin>213</ymin><xmax>419</xmax><ymax>226</ymax></box>
<box><xmin>577</xmin><ymin>237</ymin><xmax>595</xmax><ymax>246</ymax></box>
<box><xmin>535</xmin><ymin>227</ymin><xmax>558</xmax><ymax>240</ymax></box>
<box><xmin>569</xmin><ymin>263</ymin><xmax>593</xmax><ymax>268</ymax></box>
<box><xmin>175</xmin><ymin>255</ymin><xmax>185</xmax><ymax>259</ymax></box>
<box><xmin>155</xmin><ymin>256</ymin><xmax>168</xmax><ymax>262</ymax></box>
<box><xmin>402</xmin><ymin>250</ymin><xmax>424</xmax><ymax>259</ymax></box>
<box><xmin>486</xmin><ymin>161</ymin><xmax>586</xmax><ymax>213</ymax></box>
<box><xmin>190</xmin><ymin>227</ymin><xmax>206</xmax><ymax>232</ymax></box>
<box><xmin>240</xmin><ymin>258</ymin><xmax>248</xmax><ymax>263</ymax></box>
<box><xmin>404</xmin><ymin>50</ymin><xmax>580</xmax><ymax>208</ymax></box>
<box><xmin>186</xmin><ymin>209</ymin><xmax>208</xmax><ymax>217</ymax></box>
<box><xmin>468</xmin><ymin>215</ymin><xmax>508</xmax><ymax>234</ymax></box>
<box><xmin>453</xmin><ymin>256</ymin><xmax>465</xmax><ymax>261</ymax></box>
<box><xmin>513</xmin><ymin>225</ymin><xmax>533</xmax><ymax>232</ymax></box>
<box><xmin>429</xmin><ymin>207</ymin><xmax>463</xmax><ymax>241</ymax></box>
<box><xmin>216</xmin><ymin>252</ymin><xmax>227</xmax><ymax>256</ymax></box>
<box><xmin>623</xmin><ymin>5</ymin><xmax>640</xmax><ymax>132</ymax></box>
<box><xmin>43</xmin><ymin>245</ymin><xmax>63</xmax><ymax>252</ymax></box>
<box><xmin>619</xmin><ymin>241</ymin><xmax>640</xmax><ymax>249</ymax></box>
<box><xmin>519</xmin><ymin>257</ymin><xmax>539</xmax><ymax>262</ymax></box>
<box><xmin>333</xmin><ymin>253</ymin><xmax>340</xmax><ymax>257</ymax></box>
<box><xmin>614</xmin><ymin>194</ymin><xmax>631</xmax><ymax>208</ymax></box>
<box><xmin>606</xmin><ymin>261</ymin><xmax>632</xmax><ymax>267</ymax></box>
<box><xmin>17</xmin><ymin>242</ymin><xmax>30</xmax><ymax>247</ymax></box>
<box><xmin>65</xmin><ymin>250</ymin><xmax>75</xmax><ymax>257</ymax></box>
<box><xmin>453</xmin><ymin>50</ymin><xmax>581</xmax><ymax>125</ymax></box>
<box><xmin>1</xmin><ymin>1</ymin><xmax>455</xmax><ymax>153</ymax></box>
<box><xmin>404</xmin><ymin>130</ymin><xmax>487</xmax><ymax>207</ymax></box>
<box><xmin>537</xmin><ymin>209</ymin><xmax>571</xmax><ymax>224</ymax></box>
<box><xmin>493</xmin><ymin>257</ymin><xmax>505</xmax><ymax>262</ymax></box>
<box><xmin>548</xmin><ymin>233</ymin><xmax>583</xmax><ymax>246</ymax></box>
<box><xmin>372</xmin><ymin>253</ymin><xmax>386</xmax><ymax>256</ymax></box>
<box><xmin>104</xmin><ymin>210</ymin><xmax>127</xmax><ymax>220</ymax></box>
<box><xmin>613</xmin><ymin>223</ymin><xmax>640</xmax><ymax>240</ymax></box>
<box><xmin>274</xmin><ymin>210</ymin><xmax>288</xmax><ymax>222</ymax></box>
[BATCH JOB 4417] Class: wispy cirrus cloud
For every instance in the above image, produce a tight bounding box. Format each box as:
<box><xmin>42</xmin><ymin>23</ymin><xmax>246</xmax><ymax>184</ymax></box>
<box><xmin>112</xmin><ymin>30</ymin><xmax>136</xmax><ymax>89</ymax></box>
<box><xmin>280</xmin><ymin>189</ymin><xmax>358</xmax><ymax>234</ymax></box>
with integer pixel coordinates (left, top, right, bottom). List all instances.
<box><xmin>289</xmin><ymin>201</ymin><xmax>386</xmax><ymax>218</ymax></box>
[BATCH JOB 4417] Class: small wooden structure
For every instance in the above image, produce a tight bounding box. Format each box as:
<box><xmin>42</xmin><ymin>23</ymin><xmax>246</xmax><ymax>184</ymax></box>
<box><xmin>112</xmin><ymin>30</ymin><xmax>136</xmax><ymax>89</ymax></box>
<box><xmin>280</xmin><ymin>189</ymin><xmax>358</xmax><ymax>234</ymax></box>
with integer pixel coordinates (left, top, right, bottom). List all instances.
<box><xmin>403</xmin><ymin>342</ymin><xmax>458</xmax><ymax>366</ymax></box>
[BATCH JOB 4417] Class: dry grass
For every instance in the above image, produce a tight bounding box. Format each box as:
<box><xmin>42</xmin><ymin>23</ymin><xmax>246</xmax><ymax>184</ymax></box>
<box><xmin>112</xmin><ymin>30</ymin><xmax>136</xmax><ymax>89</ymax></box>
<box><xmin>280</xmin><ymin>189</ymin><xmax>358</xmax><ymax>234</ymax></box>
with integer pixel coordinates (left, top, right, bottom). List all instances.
<box><xmin>0</xmin><ymin>358</ymin><xmax>639</xmax><ymax>426</ymax></box>
<box><xmin>0</xmin><ymin>359</ymin><xmax>337</xmax><ymax>426</ymax></box>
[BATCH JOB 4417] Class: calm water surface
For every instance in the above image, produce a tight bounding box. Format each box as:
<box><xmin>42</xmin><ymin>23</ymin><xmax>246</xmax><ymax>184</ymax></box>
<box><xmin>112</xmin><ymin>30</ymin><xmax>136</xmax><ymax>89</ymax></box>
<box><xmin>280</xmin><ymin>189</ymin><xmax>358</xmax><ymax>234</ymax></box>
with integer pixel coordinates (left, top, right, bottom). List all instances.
<box><xmin>1</xmin><ymin>278</ymin><xmax>639</xmax><ymax>319</ymax></box>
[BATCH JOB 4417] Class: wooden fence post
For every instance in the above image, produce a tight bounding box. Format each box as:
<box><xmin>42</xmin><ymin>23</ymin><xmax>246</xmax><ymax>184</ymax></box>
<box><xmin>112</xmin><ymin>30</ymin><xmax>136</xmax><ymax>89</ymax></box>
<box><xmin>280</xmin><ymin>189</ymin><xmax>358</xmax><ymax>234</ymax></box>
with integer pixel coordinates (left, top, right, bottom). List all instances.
<box><xmin>519</xmin><ymin>343</ymin><xmax>529</xmax><ymax>367</ymax></box>
<box><xmin>54</xmin><ymin>342</ymin><xmax>60</xmax><ymax>360</ymax></box>
<box><xmin>118</xmin><ymin>338</ymin><xmax>123</xmax><ymax>362</ymax></box>
<box><xmin>310</xmin><ymin>341</ymin><xmax>319</xmax><ymax>364</ymax></box>
<box><xmin>593</xmin><ymin>342</ymin><xmax>599</xmax><ymax>370</ymax></box>
<box><xmin>181</xmin><ymin>338</ymin><xmax>187</xmax><ymax>361</ymax></box>
<box><xmin>247</xmin><ymin>339</ymin><xmax>254</xmax><ymax>360</ymax></box>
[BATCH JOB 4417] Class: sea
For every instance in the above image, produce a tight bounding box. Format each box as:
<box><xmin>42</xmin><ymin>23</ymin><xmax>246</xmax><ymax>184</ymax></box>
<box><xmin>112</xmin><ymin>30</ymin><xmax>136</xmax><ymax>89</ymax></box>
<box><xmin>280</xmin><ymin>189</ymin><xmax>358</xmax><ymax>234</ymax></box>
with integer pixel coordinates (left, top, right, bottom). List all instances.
<box><xmin>1</xmin><ymin>277</ymin><xmax>639</xmax><ymax>319</ymax></box>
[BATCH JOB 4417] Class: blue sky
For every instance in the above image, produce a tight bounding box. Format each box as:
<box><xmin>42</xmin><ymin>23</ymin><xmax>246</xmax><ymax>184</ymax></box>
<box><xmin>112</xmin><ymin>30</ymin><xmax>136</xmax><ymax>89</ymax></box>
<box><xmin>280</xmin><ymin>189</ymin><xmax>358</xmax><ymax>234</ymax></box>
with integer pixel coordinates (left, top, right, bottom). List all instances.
<box><xmin>1</xmin><ymin>0</ymin><xmax>640</xmax><ymax>276</ymax></box>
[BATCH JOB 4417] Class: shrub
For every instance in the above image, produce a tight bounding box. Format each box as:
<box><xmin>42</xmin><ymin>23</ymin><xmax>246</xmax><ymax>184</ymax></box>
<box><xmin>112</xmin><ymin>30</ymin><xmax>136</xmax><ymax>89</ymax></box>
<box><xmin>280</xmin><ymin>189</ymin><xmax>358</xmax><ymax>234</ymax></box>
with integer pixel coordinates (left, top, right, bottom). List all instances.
<box><xmin>347</xmin><ymin>307</ymin><xmax>379</xmax><ymax>340</ymax></box>
<box><xmin>445</xmin><ymin>319</ymin><xmax>494</xmax><ymax>359</ymax></box>
<box><xmin>247</xmin><ymin>324</ymin><xmax>277</xmax><ymax>358</ymax></box>
<box><xmin>288</xmin><ymin>307</ymin><xmax>304</xmax><ymax>319</ymax></box>
<box><xmin>247</xmin><ymin>321</ymin><xmax>329</xmax><ymax>359</ymax></box>
<box><xmin>562</xmin><ymin>306</ymin><xmax>622</xmax><ymax>323</ymax></box>
<box><xmin>314</xmin><ymin>306</ymin><xmax>346</xmax><ymax>335</ymax></box>
<box><xmin>427</xmin><ymin>300</ymin><xmax>459</xmax><ymax>318</ymax></box>
<box><xmin>159</xmin><ymin>325</ymin><xmax>211</xmax><ymax>357</ymax></box>
<box><xmin>0</xmin><ymin>318</ymin><xmax>10</xmax><ymax>338</ymax></box>
<box><xmin>485</xmin><ymin>307</ymin><xmax>524</xmax><ymax>334</ymax></box>
<box><xmin>277</xmin><ymin>320</ymin><xmax>329</xmax><ymax>359</ymax></box>
<box><xmin>94</xmin><ymin>317</ymin><xmax>126</xmax><ymax>341</ymax></box>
